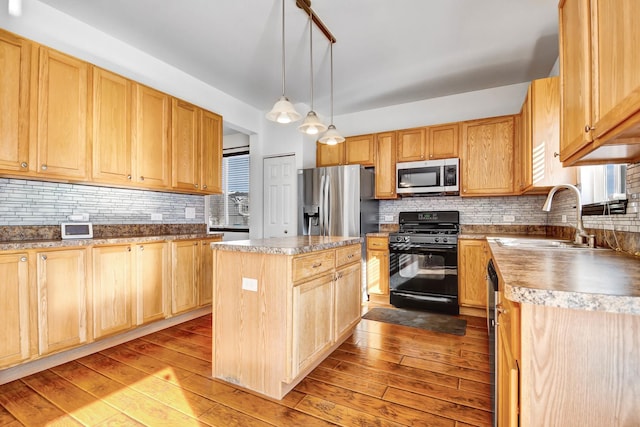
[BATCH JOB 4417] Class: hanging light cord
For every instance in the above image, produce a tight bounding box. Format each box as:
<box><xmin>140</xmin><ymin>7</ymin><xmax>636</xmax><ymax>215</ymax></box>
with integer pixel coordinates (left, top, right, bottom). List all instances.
<box><xmin>329</xmin><ymin>42</ymin><xmax>334</xmax><ymax>123</ymax></box>
<box><xmin>280</xmin><ymin>0</ymin><xmax>286</xmax><ymax>97</ymax></box>
<box><xmin>308</xmin><ymin>14</ymin><xmax>314</xmax><ymax>111</ymax></box>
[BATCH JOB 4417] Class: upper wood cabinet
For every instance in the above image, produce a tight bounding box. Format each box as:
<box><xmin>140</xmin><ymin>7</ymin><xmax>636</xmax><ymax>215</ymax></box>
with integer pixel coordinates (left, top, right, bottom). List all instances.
<box><xmin>519</xmin><ymin>77</ymin><xmax>576</xmax><ymax>194</ymax></box>
<box><xmin>461</xmin><ymin>115</ymin><xmax>516</xmax><ymax>196</ymax></box>
<box><xmin>132</xmin><ymin>84</ymin><xmax>171</xmax><ymax>188</ymax></box>
<box><xmin>559</xmin><ymin>0</ymin><xmax>640</xmax><ymax>165</ymax></box>
<box><xmin>344</xmin><ymin>134</ymin><xmax>374</xmax><ymax>166</ymax></box>
<box><xmin>171</xmin><ymin>99</ymin><xmax>223</xmax><ymax>194</ymax></box>
<box><xmin>0</xmin><ymin>252</ymin><xmax>31</xmax><ymax>369</ymax></box>
<box><xmin>374</xmin><ymin>131</ymin><xmax>397</xmax><ymax>199</ymax></box>
<box><xmin>0</xmin><ymin>31</ymin><xmax>31</xmax><ymax>174</ymax></box>
<box><xmin>428</xmin><ymin>123</ymin><xmax>459</xmax><ymax>159</ymax></box>
<box><xmin>316</xmin><ymin>141</ymin><xmax>344</xmax><ymax>167</ymax></box>
<box><xmin>34</xmin><ymin>47</ymin><xmax>90</xmax><ymax>180</ymax></box>
<box><xmin>92</xmin><ymin>67</ymin><xmax>132</xmax><ymax>184</ymax></box>
<box><xmin>397</xmin><ymin>128</ymin><xmax>427</xmax><ymax>162</ymax></box>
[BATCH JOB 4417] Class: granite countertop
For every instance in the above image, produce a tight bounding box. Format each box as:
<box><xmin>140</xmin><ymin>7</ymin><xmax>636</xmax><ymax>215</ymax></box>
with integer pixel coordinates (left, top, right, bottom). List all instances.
<box><xmin>0</xmin><ymin>233</ymin><xmax>223</xmax><ymax>251</ymax></box>
<box><xmin>487</xmin><ymin>236</ymin><xmax>640</xmax><ymax>315</ymax></box>
<box><xmin>211</xmin><ymin>235</ymin><xmax>362</xmax><ymax>255</ymax></box>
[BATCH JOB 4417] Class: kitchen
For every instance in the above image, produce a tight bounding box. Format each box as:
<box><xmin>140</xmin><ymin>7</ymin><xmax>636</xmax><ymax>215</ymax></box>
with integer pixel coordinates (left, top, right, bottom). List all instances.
<box><xmin>1</xmin><ymin>1</ymin><xmax>640</xmax><ymax>426</ymax></box>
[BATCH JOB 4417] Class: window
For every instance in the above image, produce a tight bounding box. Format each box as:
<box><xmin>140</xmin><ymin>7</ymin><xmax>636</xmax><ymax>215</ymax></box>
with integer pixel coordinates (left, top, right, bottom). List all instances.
<box><xmin>208</xmin><ymin>152</ymin><xmax>250</xmax><ymax>229</ymax></box>
<box><xmin>579</xmin><ymin>164</ymin><xmax>626</xmax><ymax>205</ymax></box>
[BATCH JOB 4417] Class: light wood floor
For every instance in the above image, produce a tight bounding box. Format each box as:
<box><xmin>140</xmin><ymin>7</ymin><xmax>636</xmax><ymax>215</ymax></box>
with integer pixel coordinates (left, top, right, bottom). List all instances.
<box><xmin>0</xmin><ymin>311</ymin><xmax>491</xmax><ymax>427</ymax></box>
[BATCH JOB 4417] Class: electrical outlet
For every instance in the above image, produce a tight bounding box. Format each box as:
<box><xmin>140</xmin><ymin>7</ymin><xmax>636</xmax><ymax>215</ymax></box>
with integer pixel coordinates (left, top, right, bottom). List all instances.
<box><xmin>151</xmin><ymin>213</ymin><xmax>162</xmax><ymax>221</ymax></box>
<box><xmin>185</xmin><ymin>207</ymin><xmax>196</xmax><ymax>219</ymax></box>
<box><xmin>242</xmin><ymin>277</ymin><xmax>258</xmax><ymax>292</ymax></box>
<box><xmin>503</xmin><ymin>215</ymin><xmax>515</xmax><ymax>222</ymax></box>
<box><xmin>562</xmin><ymin>214</ymin><xmax>567</xmax><ymax>223</ymax></box>
<box><xmin>384</xmin><ymin>215</ymin><xmax>394</xmax><ymax>222</ymax></box>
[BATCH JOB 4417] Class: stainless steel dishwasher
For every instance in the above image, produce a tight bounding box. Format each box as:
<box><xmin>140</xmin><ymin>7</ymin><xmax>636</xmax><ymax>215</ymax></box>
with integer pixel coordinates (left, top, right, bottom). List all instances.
<box><xmin>487</xmin><ymin>259</ymin><xmax>498</xmax><ymax>427</ymax></box>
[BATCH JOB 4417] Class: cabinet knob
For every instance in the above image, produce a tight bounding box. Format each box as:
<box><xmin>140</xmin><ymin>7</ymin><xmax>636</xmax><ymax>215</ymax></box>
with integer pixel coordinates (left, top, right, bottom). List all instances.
<box><xmin>554</xmin><ymin>152</ymin><xmax>559</xmax><ymax>158</ymax></box>
<box><xmin>194</xmin><ymin>184</ymin><xmax>199</xmax><ymax>188</ymax></box>
<box><xmin>139</xmin><ymin>246</ymin><xmax>144</xmax><ymax>251</ymax></box>
<box><xmin>584</xmin><ymin>124</ymin><xmax>594</xmax><ymax>133</ymax></box>
<box><xmin>127</xmin><ymin>247</ymin><xmax>132</xmax><ymax>252</ymax></box>
<box><xmin>284</xmin><ymin>230</ymin><xmax>288</xmax><ymax>234</ymax></box>
<box><xmin>20</xmin><ymin>256</ymin><xmax>27</xmax><ymax>262</ymax></box>
<box><xmin>41</xmin><ymin>164</ymin><xmax>48</xmax><ymax>171</ymax></box>
<box><xmin>194</xmin><ymin>242</ymin><xmax>198</xmax><ymax>245</ymax></box>
<box><xmin>127</xmin><ymin>174</ymin><xmax>132</xmax><ymax>180</ymax></box>
<box><xmin>41</xmin><ymin>254</ymin><xmax>47</xmax><ymax>261</ymax></box>
<box><xmin>203</xmin><ymin>184</ymin><xmax>207</xmax><ymax>189</ymax></box>
<box><xmin>20</xmin><ymin>162</ymin><xmax>28</xmax><ymax>168</ymax></box>
<box><xmin>140</xmin><ymin>176</ymin><xmax>145</xmax><ymax>181</ymax></box>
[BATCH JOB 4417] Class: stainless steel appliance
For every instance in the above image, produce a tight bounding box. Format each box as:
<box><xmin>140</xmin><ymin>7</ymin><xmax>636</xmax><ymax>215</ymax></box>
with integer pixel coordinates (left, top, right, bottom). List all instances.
<box><xmin>389</xmin><ymin>211</ymin><xmax>459</xmax><ymax>314</ymax></box>
<box><xmin>396</xmin><ymin>158</ymin><xmax>459</xmax><ymax>195</ymax></box>
<box><xmin>487</xmin><ymin>258</ymin><xmax>498</xmax><ymax>427</ymax></box>
<box><xmin>298</xmin><ymin>165</ymin><xmax>379</xmax><ymax>238</ymax></box>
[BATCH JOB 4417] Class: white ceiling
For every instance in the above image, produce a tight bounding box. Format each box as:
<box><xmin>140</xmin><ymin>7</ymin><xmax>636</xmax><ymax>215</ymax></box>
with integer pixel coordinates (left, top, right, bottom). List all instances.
<box><xmin>37</xmin><ymin>0</ymin><xmax>559</xmax><ymax>119</ymax></box>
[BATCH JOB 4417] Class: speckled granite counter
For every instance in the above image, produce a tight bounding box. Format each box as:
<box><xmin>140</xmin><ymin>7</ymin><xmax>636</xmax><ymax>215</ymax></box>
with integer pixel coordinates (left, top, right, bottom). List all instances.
<box><xmin>0</xmin><ymin>233</ymin><xmax>223</xmax><ymax>251</ymax></box>
<box><xmin>211</xmin><ymin>235</ymin><xmax>362</xmax><ymax>255</ymax></box>
<box><xmin>487</xmin><ymin>236</ymin><xmax>640</xmax><ymax>315</ymax></box>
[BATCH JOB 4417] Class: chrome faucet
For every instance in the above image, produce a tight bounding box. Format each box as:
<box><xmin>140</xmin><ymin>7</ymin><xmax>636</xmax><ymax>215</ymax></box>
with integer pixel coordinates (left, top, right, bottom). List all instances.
<box><xmin>542</xmin><ymin>184</ymin><xmax>595</xmax><ymax>247</ymax></box>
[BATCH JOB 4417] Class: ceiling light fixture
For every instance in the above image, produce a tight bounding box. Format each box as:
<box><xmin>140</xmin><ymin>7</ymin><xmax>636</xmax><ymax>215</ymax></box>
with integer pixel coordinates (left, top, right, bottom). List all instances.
<box><xmin>8</xmin><ymin>0</ymin><xmax>22</xmax><ymax>17</ymax></box>
<box><xmin>266</xmin><ymin>0</ymin><xmax>301</xmax><ymax>124</ymax></box>
<box><xmin>298</xmin><ymin>13</ymin><xmax>327</xmax><ymax>136</ymax></box>
<box><xmin>318</xmin><ymin>42</ymin><xmax>344</xmax><ymax>145</ymax></box>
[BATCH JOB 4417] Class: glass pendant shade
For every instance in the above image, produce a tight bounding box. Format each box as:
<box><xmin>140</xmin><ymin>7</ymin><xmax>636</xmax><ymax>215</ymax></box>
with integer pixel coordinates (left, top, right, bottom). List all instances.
<box><xmin>318</xmin><ymin>124</ymin><xmax>344</xmax><ymax>145</ymax></box>
<box><xmin>8</xmin><ymin>0</ymin><xmax>22</xmax><ymax>16</ymax></box>
<box><xmin>298</xmin><ymin>110</ymin><xmax>327</xmax><ymax>135</ymax></box>
<box><xmin>266</xmin><ymin>96</ymin><xmax>302</xmax><ymax>124</ymax></box>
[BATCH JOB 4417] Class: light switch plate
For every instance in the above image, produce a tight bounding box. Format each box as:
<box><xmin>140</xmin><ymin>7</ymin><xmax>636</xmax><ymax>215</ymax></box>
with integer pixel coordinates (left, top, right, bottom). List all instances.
<box><xmin>503</xmin><ymin>215</ymin><xmax>515</xmax><ymax>222</ymax></box>
<box><xmin>242</xmin><ymin>277</ymin><xmax>258</xmax><ymax>292</ymax></box>
<box><xmin>151</xmin><ymin>213</ymin><xmax>162</xmax><ymax>221</ymax></box>
<box><xmin>185</xmin><ymin>207</ymin><xmax>196</xmax><ymax>219</ymax></box>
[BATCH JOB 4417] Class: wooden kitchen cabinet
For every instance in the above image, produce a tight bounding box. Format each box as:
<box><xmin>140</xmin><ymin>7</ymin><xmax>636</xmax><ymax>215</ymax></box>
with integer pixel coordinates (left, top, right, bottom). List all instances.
<box><xmin>334</xmin><ymin>246</ymin><xmax>362</xmax><ymax>342</ymax></box>
<box><xmin>559</xmin><ymin>0</ymin><xmax>640</xmax><ymax>165</ymax></box>
<box><xmin>199</xmin><ymin>237</ymin><xmax>222</xmax><ymax>306</ymax></box>
<box><xmin>397</xmin><ymin>127</ymin><xmax>427</xmax><ymax>162</ymax></box>
<box><xmin>171</xmin><ymin>240</ymin><xmax>200</xmax><ymax>314</ymax></box>
<box><xmin>0</xmin><ymin>30</ymin><xmax>32</xmax><ymax>174</ymax></box>
<box><xmin>92</xmin><ymin>245</ymin><xmax>134</xmax><ymax>339</ymax></box>
<box><xmin>374</xmin><ymin>132</ymin><xmax>397</xmax><ymax>199</ymax></box>
<box><xmin>428</xmin><ymin>123</ymin><xmax>459</xmax><ymax>159</ymax></box>
<box><xmin>316</xmin><ymin>141</ymin><xmax>344</xmax><ymax>166</ymax></box>
<box><xmin>498</xmin><ymin>319</ymin><xmax>519</xmax><ymax>427</ymax></box>
<box><xmin>34</xmin><ymin>47</ymin><xmax>90</xmax><ymax>180</ymax></box>
<box><xmin>36</xmin><ymin>248</ymin><xmax>89</xmax><ymax>355</ymax></box>
<box><xmin>344</xmin><ymin>134</ymin><xmax>375</xmax><ymax>166</ymax></box>
<box><xmin>200</xmin><ymin>110</ymin><xmax>223</xmax><ymax>193</ymax></box>
<box><xmin>0</xmin><ymin>252</ymin><xmax>31</xmax><ymax>369</ymax></box>
<box><xmin>132</xmin><ymin>84</ymin><xmax>171</xmax><ymax>189</ymax></box>
<box><xmin>92</xmin><ymin>67</ymin><xmax>132</xmax><ymax>185</ymax></box>
<box><xmin>461</xmin><ymin>115</ymin><xmax>516</xmax><ymax>196</ymax></box>
<box><xmin>134</xmin><ymin>241</ymin><xmax>170</xmax><ymax>324</ymax></box>
<box><xmin>171</xmin><ymin>99</ymin><xmax>200</xmax><ymax>192</ymax></box>
<box><xmin>458</xmin><ymin>239</ymin><xmax>489</xmax><ymax>314</ymax></box>
<box><xmin>519</xmin><ymin>77</ymin><xmax>576</xmax><ymax>193</ymax></box>
<box><xmin>366</xmin><ymin>235</ymin><xmax>390</xmax><ymax>303</ymax></box>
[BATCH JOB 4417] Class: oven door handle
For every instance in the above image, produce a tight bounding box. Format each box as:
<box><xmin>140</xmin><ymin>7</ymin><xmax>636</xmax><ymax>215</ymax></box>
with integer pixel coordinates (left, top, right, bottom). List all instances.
<box><xmin>389</xmin><ymin>245</ymin><xmax>457</xmax><ymax>253</ymax></box>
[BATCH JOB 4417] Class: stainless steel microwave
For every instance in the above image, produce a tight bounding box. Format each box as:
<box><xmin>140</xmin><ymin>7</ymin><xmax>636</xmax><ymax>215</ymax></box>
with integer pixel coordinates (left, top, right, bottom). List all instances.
<box><xmin>396</xmin><ymin>158</ymin><xmax>459</xmax><ymax>195</ymax></box>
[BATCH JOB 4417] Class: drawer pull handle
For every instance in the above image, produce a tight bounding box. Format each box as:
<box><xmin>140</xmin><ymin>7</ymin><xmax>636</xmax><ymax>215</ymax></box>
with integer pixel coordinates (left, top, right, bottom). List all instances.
<box><xmin>311</xmin><ymin>262</ymin><xmax>322</xmax><ymax>268</ymax></box>
<box><xmin>347</xmin><ymin>254</ymin><xmax>354</xmax><ymax>259</ymax></box>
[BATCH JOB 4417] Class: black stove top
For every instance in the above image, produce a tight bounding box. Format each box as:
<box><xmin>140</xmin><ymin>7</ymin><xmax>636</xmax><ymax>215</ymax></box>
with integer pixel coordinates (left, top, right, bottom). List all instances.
<box><xmin>390</xmin><ymin>211</ymin><xmax>459</xmax><ymax>245</ymax></box>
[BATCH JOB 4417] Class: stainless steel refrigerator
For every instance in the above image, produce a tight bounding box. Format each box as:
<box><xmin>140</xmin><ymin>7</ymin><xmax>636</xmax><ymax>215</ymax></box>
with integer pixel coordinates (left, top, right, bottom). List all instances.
<box><xmin>298</xmin><ymin>165</ymin><xmax>379</xmax><ymax>239</ymax></box>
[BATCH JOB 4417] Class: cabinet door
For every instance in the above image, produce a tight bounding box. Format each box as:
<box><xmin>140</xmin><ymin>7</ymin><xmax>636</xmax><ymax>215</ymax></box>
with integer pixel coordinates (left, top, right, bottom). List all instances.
<box><xmin>0</xmin><ymin>253</ymin><xmax>30</xmax><ymax>368</ymax></box>
<box><xmin>135</xmin><ymin>242</ymin><xmax>169</xmax><ymax>325</ymax></box>
<box><xmin>344</xmin><ymin>134</ymin><xmax>374</xmax><ymax>166</ymax></box>
<box><xmin>559</xmin><ymin>0</ymin><xmax>592</xmax><ymax>161</ymax></box>
<box><xmin>316</xmin><ymin>142</ymin><xmax>344</xmax><ymax>166</ymax></box>
<box><xmin>334</xmin><ymin>263</ymin><xmax>361</xmax><ymax>341</ymax></box>
<box><xmin>292</xmin><ymin>273</ymin><xmax>334</xmax><ymax>377</ymax></box>
<box><xmin>199</xmin><ymin>238</ymin><xmax>221</xmax><ymax>306</ymax></box>
<box><xmin>172</xmin><ymin>99</ymin><xmax>200</xmax><ymax>191</ymax></box>
<box><xmin>458</xmin><ymin>240</ymin><xmax>489</xmax><ymax>309</ymax></box>
<box><xmin>35</xmin><ymin>47</ymin><xmax>89</xmax><ymax>180</ymax></box>
<box><xmin>374</xmin><ymin>132</ymin><xmax>397</xmax><ymax>199</ymax></box>
<box><xmin>428</xmin><ymin>123</ymin><xmax>459</xmax><ymax>159</ymax></box>
<box><xmin>92</xmin><ymin>245</ymin><xmax>134</xmax><ymax>339</ymax></box>
<box><xmin>132</xmin><ymin>84</ymin><xmax>171</xmax><ymax>188</ymax></box>
<box><xmin>498</xmin><ymin>325</ymin><xmax>519</xmax><ymax>427</ymax></box>
<box><xmin>517</xmin><ymin>87</ymin><xmax>533</xmax><ymax>193</ymax></box>
<box><xmin>171</xmin><ymin>240</ymin><xmax>199</xmax><ymax>314</ymax></box>
<box><xmin>201</xmin><ymin>110</ymin><xmax>222</xmax><ymax>193</ymax></box>
<box><xmin>397</xmin><ymin>128</ymin><xmax>426</xmax><ymax>162</ymax></box>
<box><xmin>92</xmin><ymin>67</ymin><xmax>132</xmax><ymax>184</ymax></box>
<box><xmin>461</xmin><ymin>116</ymin><xmax>515</xmax><ymax>196</ymax></box>
<box><xmin>36</xmin><ymin>249</ymin><xmax>88</xmax><ymax>355</ymax></box>
<box><xmin>366</xmin><ymin>248</ymin><xmax>389</xmax><ymax>296</ymax></box>
<box><xmin>0</xmin><ymin>31</ymin><xmax>31</xmax><ymax>173</ymax></box>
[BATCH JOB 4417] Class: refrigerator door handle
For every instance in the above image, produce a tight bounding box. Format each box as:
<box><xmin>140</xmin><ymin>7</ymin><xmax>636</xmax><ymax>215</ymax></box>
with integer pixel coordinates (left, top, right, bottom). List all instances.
<box><xmin>319</xmin><ymin>174</ymin><xmax>326</xmax><ymax>235</ymax></box>
<box><xmin>324</xmin><ymin>174</ymin><xmax>331</xmax><ymax>236</ymax></box>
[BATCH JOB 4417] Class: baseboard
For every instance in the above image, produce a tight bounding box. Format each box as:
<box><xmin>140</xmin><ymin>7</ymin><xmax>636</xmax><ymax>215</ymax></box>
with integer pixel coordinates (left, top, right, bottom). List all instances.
<box><xmin>459</xmin><ymin>306</ymin><xmax>487</xmax><ymax>318</ymax></box>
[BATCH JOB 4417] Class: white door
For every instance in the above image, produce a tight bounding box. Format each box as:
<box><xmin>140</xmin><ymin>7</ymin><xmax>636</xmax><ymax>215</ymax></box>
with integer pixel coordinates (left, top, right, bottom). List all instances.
<box><xmin>263</xmin><ymin>155</ymin><xmax>297</xmax><ymax>238</ymax></box>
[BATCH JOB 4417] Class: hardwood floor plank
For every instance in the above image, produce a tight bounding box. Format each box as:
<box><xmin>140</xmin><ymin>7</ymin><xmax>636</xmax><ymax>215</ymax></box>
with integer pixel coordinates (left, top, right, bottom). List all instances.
<box><xmin>400</xmin><ymin>356</ymin><xmax>491</xmax><ymax>384</ymax></box>
<box><xmin>198</xmin><ymin>402</ymin><xmax>274</xmax><ymax>427</ymax></box>
<box><xmin>337</xmin><ymin>341</ymin><xmax>404</xmax><ymax>364</ymax></box>
<box><xmin>306</xmin><ymin>366</ymin><xmax>388</xmax><ymax>398</ymax></box>
<box><xmin>383</xmin><ymin>387</ymin><xmax>492</xmax><ymax>427</ymax></box>
<box><xmin>21</xmin><ymin>370</ymin><xmax>119</xmax><ymax>425</ymax></box>
<box><xmin>0</xmin><ymin>380</ymin><xmax>83</xmax><ymax>426</ymax></box>
<box><xmin>458</xmin><ymin>379</ymin><xmax>492</xmax><ymax>398</ymax></box>
<box><xmin>157</xmin><ymin>327</ymin><xmax>212</xmax><ymax>349</ymax></box>
<box><xmin>295</xmin><ymin>377</ymin><xmax>455</xmax><ymax>427</ymax></box>
<box><xmin>0</xmin><ymin>404</ymin><xmax>20</xmax><ymax>425</ymax></box>
<box><xmin>93</xmin><ymin>413</ymin><xmax>146</xmax><ymax>427</ymax></box>
<box><xmin>120</xmin><ymin>339</ymin><xmax>212</xmax><ymax>376</ymax></box>
<box><xmin>294</xmin><ymin>394</ymin><xmax>407</xmax><ymax>427</ymax></box>
<box><xmin>141</xmin><ymin>330</ymin><xmax>211</xmax><ymax>360</ymax></box>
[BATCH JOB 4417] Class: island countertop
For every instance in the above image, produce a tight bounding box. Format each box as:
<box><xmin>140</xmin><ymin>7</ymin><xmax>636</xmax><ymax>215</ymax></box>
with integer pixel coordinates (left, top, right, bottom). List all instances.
<box><xmin>487</xmin><ymin>236</ymin><xmax>640</xmax><ymax>315</ymax></box>
<box><xmin>210</xmin><ymin>235</ymin><xmax>362</xmax><ymax>255</ymax></box>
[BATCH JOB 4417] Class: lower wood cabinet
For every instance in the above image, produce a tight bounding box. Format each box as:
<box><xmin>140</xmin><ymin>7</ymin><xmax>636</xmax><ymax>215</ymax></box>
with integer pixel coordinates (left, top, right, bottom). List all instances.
<box><xmin>366</xmin><ymin>235</ymin><xmax>390</xmax><ymax>303</ymax></box>
<box><xmin>497</xmin><ymin>288</ymin><xmax>520</xmax><ymax>427</ymax></box>
<box><xmin>135</xmin><ymin>241</ymin><xmax>170</xmax><ymax>324</ymax></box>
<box><xmin>36</xmin><ymin>248</ymin><xmax>89</xmax><ymax>356</ymax></box>
<box><xmin>0</xmin><ymin>252</ymin><xmax>31</xmax><ymax>368</ymax></box>
<box><xmin>458</xmin><ymin>239</ymin><xmax>489</xmax><ymax>314</ymax></box>
<box><xmin>334</xmin><ymin>262</ymin><xmax>361</xmax><ymax>341</ymax></box>
<box><xmin>199</xmin><ymin>237</ymin><xmax>221</xmax><ymax>306</ymax></box>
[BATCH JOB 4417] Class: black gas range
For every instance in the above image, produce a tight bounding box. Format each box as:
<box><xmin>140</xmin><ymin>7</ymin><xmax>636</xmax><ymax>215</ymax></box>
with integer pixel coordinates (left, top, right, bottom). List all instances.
<box><xmin>388</xmin><ymin>211</ymin><xmax>460</xmax><ymax>315</ymax></box>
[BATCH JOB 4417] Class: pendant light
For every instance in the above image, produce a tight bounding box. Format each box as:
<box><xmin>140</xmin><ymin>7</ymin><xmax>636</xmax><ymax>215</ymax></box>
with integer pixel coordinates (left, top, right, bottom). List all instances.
<box><xmin>318</xmin><ymin>42</ymin><xmax>344</xmax><ymax>145</ymax></box>
<box><xmin>266</xmin><ymin>0</ymin><xmax>301</xmax><ymax>124</ymax></box>
<box><xmin>298</xmin><ymin>14</ymin><xmax>327</xmax><ymax>135</ymax></box>
<box><xmin>8</xmin><ymin>0</ymin><xmax>22</xmax><ymax>16</ymax></box>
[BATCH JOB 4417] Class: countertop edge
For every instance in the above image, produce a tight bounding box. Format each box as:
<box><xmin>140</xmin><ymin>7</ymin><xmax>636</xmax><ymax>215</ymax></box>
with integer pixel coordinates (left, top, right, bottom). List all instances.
<box><xmin>211</xmin><ymin>237</ymin><xmax>363</xmax><ymax>255</ymax></box>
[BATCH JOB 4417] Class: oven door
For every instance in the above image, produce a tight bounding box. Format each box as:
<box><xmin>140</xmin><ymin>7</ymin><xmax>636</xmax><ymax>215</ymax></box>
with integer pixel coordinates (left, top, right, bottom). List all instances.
<box><xmin>389</xmin><ymin>243</ymin><xmax>459</xmax><ymax>313</ymax></box>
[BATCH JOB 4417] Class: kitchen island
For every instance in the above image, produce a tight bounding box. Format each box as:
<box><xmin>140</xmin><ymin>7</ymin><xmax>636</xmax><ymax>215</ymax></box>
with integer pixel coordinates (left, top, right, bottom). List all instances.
<box><xmin>210</xmin><ymin>235</ymin><xmax>362</xmax><ymax>399</ymax></box>
<box><xmin>487</xmin><ymin>237</ymin><xmax>640</xmax><ymax>427</ymax></box>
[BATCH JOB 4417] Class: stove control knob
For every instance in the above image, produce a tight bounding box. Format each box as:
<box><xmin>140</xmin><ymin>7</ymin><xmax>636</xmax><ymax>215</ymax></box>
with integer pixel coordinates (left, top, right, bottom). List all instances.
<box><xmin>404</xmin><ymin>236</ymin><xmax>410</xmax><ymax>243</ymax></box>
<box><xmin>434</xmin><ymin>237</ymin><xmax>440</xmax><ymax>243</ymax></box>
<box><xmin>443</xmin><ymin>237</ymin><xmax>448</xmax><ymax>243</ymax></box>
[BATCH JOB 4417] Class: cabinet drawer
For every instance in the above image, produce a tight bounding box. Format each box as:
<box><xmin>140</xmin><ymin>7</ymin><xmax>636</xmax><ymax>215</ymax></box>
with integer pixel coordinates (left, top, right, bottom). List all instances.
<box><xmin>292</xmin><ymin>250</ymin><xmax>335</xmax><ymax>283</ymax></box>
<box><xmin>336</xmin><ymin>245</ymin><xmax>361</xmax><ymax>268</ymax></box>
<box><xmin>367</xmin><ymin>236</ymin><xmax>388</xmax><ymax>250</ymax></box>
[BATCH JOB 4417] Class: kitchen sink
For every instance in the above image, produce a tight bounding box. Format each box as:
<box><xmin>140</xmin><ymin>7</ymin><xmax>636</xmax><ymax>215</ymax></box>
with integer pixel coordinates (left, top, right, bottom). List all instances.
<box><xmin>493</xmin><ymin>238</ymin><xmax>598</xmax><ymax>249</ymax></box>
